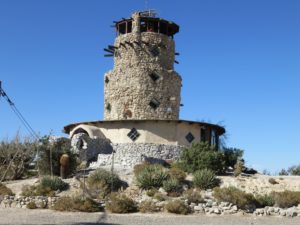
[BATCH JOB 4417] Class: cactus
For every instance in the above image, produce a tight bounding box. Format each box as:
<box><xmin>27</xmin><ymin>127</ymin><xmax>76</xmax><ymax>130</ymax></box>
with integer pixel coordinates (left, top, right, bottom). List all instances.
<box><xmin>60</xmin><ymin>154</ymin><xmax>70</xmax><ymax>179</ymax></box>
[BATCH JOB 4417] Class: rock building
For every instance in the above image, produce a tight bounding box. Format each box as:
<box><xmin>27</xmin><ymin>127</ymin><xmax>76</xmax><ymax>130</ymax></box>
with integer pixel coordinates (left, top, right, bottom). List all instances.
<box><xmin>64</xmin><ymin>11</ymin><xmax>225</xmax><ymax>169</ymax></box>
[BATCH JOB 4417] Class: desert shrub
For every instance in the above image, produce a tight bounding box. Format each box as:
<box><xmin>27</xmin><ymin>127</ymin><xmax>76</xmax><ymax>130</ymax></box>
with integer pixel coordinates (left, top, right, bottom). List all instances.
<box><xmin>146</xmin><ymin>188</ymin><xmax>158</xmax><ymax>197</ymax></box>
<box><xmin>193</xmin><ymin>169</ymin><xmax>220</xmax><ymax>190</ymax></box>
<box><xmin>183</xmin><ymin>189</ymin><xmax>204</xmax><ymax>204</ymax></box>
<box><xmin>222</xmin><ymin>148</ymin><xmax>244</xmax><ymax>168</ymax></box>
<box><xmin>0</xmin><ymin>134</ymin><xmax>36</xmax><ymax>181</ymax></box>
<box><xmin>268</xmin><ymin>178</ymin><xmax>278</xmax><ymax>185</ymax></box>
<box><xmin>179</xmin><ymin>142</ymin><xmax>225</xmax><ymax>174</ymax></box>
<box><xmin>139</xmin><ymin>200</ymin><xmax>160</xmax><ymax>213</ymax></box>
<box><xmin>53</xmin><ymin>196</ymin><xmax>102</xmax><ymax>212</ymax></box>
<box><xmin>288</xmin><ymin>165</ymin><xmax>300</xmax><ymax>176</ymax></box>
<box><xmin>0</xmin><ymin>183</ymin><xmax>13</xmax><ymax>196</ymax></box>
<box><xmin>87</xmin><ymin>168</ymin><xmax>122</xmax><ymax>196</ymax></box>
<box><xmin>40</xmin><ymin>176</ymin><xmax>69</xmax><ymax>191</ymax></box>
<box><xmin>26</xmin><ymin>202</ymin><xmax>37</xmax><ymax>209</ymax></box>
<box><xmin>272</xmin><ymin>191</ymin><xmax>300</xmax><ymax>208</ymax></box>
<box><xmin>165</xmin><ymin>200</ymin><xmax>190</xmax><ymax>215</ymax></box>
<box><xmin>136</xmin><ymin>164</ymin><xmax>169</xmax><ymax>189</ymax></box>
<box><xmin>163</xmin><ymin>178</ymin><xmax>182</xmax><ymax>196</ymax></box>
<box><xmin>279</xmin><ymin>169</ymin><xmax>289</xmax><ymax>176</ymax></box>
<box><xmin>37</xmin><ymin>136</ymin><xmax>77</xmax><ymax>177</ymax></box>
<box><xmin>106</xmin><ymin>193</ymin><xmax>137</xmax><ymax>213</ymax></box>
<box><xmin>234</xmin><ymin>160</ymin><xmax>244</xmax><ymax>177</ymax></box>
<box><xmin>153</xmin><ymin>192</ymin><xmax>167</xmax><ymax>202</ymax></box>
<box><xmin>213</xmin><ymin>187</ymin><xmax>257</xmax><ymax>210</ymax></box>
<box><xmin>133</xmin><ymin>161</ymin><xmax>151</xmax><ymax>176</ymax></box>
<box><xmin>168</xmin><ymin>167</ymin><xmax>186</xmax><ymax>183</ymax></box>
<box><xmin>256</xmin><ymin>194</ymin><xmax>275</xmax><ymax>208</ymax></box>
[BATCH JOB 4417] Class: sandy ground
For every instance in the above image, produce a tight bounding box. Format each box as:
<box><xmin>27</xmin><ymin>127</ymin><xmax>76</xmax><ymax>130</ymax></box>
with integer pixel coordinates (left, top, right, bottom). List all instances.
<box><xmin>0</xmin><ymin>208</ymin><xmax>299</xmax><ymax>225</ymax></box>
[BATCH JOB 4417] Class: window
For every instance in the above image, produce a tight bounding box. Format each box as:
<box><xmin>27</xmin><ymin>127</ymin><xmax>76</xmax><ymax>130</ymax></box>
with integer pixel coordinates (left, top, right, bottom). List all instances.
<box><xmin>149</xmin><ymin>72</ymin><xmax>160</xmax><ymax>81</ymax></box>
<box><xmin>105</xmin><ymin>76</ymin><xmax>109</xmax><ymax>83</ymax></box>
<box><xmin>150</xmin><ymin>46</ymin><xmax>160</xmax><ymax>57</ymax></box>
<box><xmin>149</xmin><ymin>98</ymin><xmax>160</xmax><ymax>109</ymax></box>
<box><xmin>185</xmin><ymin>132</ymin><xmax>195</xmax><ymax>143</ymax></box>
<box><xmin>211</xmin><ymin>130</ymin><xmax>217</xmax><ymax>146</ymax></box>
<box><xmin>106</xmin><ymin>103</ymin><xmax>111</xmax><ymax>111</ymax></box>
<box><xmin>200</xmin><ymin>128</ymin><xmax>206</xmax><ymax>142</ymax></box>
<box><xmin>127</xmin><ymin>128</ymin><xmax>140</xmax><ymax>141</ymax></box>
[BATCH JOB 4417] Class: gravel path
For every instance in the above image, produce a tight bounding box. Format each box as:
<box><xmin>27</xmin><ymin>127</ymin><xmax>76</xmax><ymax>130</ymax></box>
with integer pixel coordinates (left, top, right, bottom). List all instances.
<box><xmin>0</xmin><ymin>209</ymin><xmax>299</xmax><ymax>225</ymax></box>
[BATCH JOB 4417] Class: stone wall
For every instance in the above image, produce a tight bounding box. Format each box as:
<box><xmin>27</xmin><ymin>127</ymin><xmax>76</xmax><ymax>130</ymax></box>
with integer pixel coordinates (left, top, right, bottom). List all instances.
<box><xmin>0</xmin><ymin>195</ymin><xmax>58</xmax><ymax>209</ymax></box>
<box><xmin>104</xmin><ymin>31</ymin><xmax>182</xmax><ymax>121</ymax></box>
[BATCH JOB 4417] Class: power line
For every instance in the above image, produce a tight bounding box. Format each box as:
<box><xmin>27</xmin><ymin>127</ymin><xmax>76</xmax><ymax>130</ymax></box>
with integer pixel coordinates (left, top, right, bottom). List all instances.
<box><xmin>0</xmin><ymin>81</ymin><xmax>39</xmax><ymax>140</ymax></box>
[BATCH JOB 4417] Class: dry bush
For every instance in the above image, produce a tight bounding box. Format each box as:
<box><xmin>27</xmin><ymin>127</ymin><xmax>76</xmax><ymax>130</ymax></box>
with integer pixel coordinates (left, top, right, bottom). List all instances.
<box><xmin>139</xmin><ymin>200</ymin><xmax>160</xmax><ymax>213</ymax></box>
<box><xmin>213</xmin><ymin>187</ymin><xmax>257</xmax><ymax>210</ymax></box>
<box><xmin>165</xmin><ymin>200</ymin><xmax>190</xmax><ymax>215</ymax></box>
<box><xmin>268</xmin><ymin>178</ymin><xmax>279</xmax><ymax>185</ymax></box>
<box><xmin>255</xmin><ymin>194</ymin><xmax>275</xmax><ymax>208</ymax></box>
<box><xmin>272</xmin><ymin>191</ymin><xmax>300</xmax><ymax>208</ymax></box>
<box><xmin>53</xmin><ymin>196</ymin><xmax>102</xmax><ymax>212</ymax></box>
<box><xmin>146</xmin><ymin>188</ymin><xmax>158</xmax><ymax>197</ymax></box>
<box><xmin>0</xmin><ymin>183</ymin><xmax>14</xmax><ymax>196</ymax></box>
<box><xmin>168</xmin><ymin>167</ymin><xmax>186</xmax><ymax>183</ymax></box>
<box><xmin>153</xmin><ymin>192</ymin><xmax>167</xmax><ymax>202</ymax></box>
<box><xmin>26</xmin><ymin>202</ymin><xmax>37</xmax><ymax>209</ymax></box>
<box><xmin>106</xmin><ymin>193</ymin><xmax>137</xmax><ymax>213</ymax></box>
<box><xmin>183</xmin><ymin>189</ymin><xmax>204</xmax><ymax>204</ymax></box>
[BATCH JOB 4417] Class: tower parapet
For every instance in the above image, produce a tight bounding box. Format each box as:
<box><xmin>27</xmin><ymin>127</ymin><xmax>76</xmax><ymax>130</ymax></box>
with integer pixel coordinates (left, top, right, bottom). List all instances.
<box><xmin>104</xmin><ymin>12</ymin><xmax>181</xmax><ymax>120</ymax></box>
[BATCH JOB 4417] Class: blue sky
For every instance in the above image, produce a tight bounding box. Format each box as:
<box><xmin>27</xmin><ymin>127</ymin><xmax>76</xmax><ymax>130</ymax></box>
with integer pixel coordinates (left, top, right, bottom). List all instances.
<box><xmin>0</xmin><ymin>0</ymin><xmax>299</xmax><ymax>173</ymax></box>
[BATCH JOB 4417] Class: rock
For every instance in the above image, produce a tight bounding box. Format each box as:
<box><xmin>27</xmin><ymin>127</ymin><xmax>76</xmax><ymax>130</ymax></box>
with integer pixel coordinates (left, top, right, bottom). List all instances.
<box><xmin>286</xmin><ymin>210</ymin><xmax>297</xmax><ymax>217</ymax></box>
<box><xmin>213</xmin><ymin>208</ymin><xmax>221</xmax><ymax>214</ymax></box>
<box><xmin>232</xmin><ymin>205</ymin><xmax>238</xmax><ymax>212</ymax></box>
<box><xmin>194</xmin><ymin>205</ymin><xmax>204</xmax><ymax>212</ymax></box>
<box><xmin>280</xmin><ymin>210</ymin><xmax>286</xmax><ymax>217</ymax></box>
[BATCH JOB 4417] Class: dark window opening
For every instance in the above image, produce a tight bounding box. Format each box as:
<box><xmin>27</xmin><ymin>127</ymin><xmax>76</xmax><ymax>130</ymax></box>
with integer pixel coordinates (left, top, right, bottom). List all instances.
<box><xmin>186</xmin><ymin>132</ymin><xmax>195</xmax><ymax>143</ymax></box>
<box><xmin>160</xmin><ymin>22</ymin><xmax>167</xmax><ymax>35</ymax></box>
<box><xmin>106</xmin><ymin>103</ymin><xmax>111</xmax><ymax>111</ymax></box>
<box><xmin>105</xmin><ymin>76</ymin><xmax>109</xmax><ymax>83</ymax></box>
<box><xmin>127</xmin><ymin>21</ymin><xmax>132</xmax><ymax>33</ymax></box>
<box><xmin>200</xmin><ymin>128</ymin><xmax>206</xmax><ymax>142</ymax></box>
<box><xmin>149</xmin><ymin>99</ymin><xmax>160</xmax><ymax>109</ymax></box>
<box><xmin>127</xmin><ymin>128</ymin><xmax>140</xmax><ymax>141</ymax></box>
<box><xmin>211</xmin><ymin>130</ymin><xmax>217</xmax><ymax>146</ymax></box>
<box><xmin>118</xmin><ymin>22</ymin><xmax>126</xmax><ymax>35</ymax></box>
<box><xmin>150</xmin><ymin>46</ymin><xmax>160</xmax><ymax>57</ymax></box>
<box><xmin>149</xmin><ymin>72</ymin><xmax>160</xmax><ymax>81</ymax></box>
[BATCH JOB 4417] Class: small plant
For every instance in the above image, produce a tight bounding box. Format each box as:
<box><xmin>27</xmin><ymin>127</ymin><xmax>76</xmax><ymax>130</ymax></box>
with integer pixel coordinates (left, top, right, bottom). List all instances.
<box><xmin>146</xmin><ymin>188</ymin><xmax>158</xmax><ymax>197</ymax></box>
<box><xmin>88</xmin><ymin>168</ymin><xmax>122</xmax><ymax>195</ymax></box>
<box><xmin>168</xmin><ymin>167</ymin><xmax>186</xmax><ymax>183</ymax></box>
<box><xmin>40</xmin><ymin>176</ymin><xmax>69</xmax><ymax>191</ymax></box>
<box><xmin>183</xmin><ymin>189</ymin><xmax>204</xmax><ymax>204</ymax></box>
<box><xmin>213</xmin><ymin>187</ymin><xmax>257</xmax><ymax>210</ymax></box>
<box><xmin>272</xmin><ymin>191</ymin><xmax>300</xmax><ymax>208</ymax></box>
<box><xmin>268</xmin><ymin>178</ymin><xmax>278</xmax><ymax>185</ymax></box>
<box><xmin>53</xmin><ymin>196</ymin><xmax>102</xmax><ymax>212</ymax></box>
<box><xmin>0</xmin><ymin>183</ymin><xmax>14</xmax><ymax>196</ymax></box>
<box><xmin>106</xmin><ymin>193</ymin><xmax>137</xmax><ymax>213</ymax></box>
<box><xmin>163</xmin><ymin>178</ymin><xmax>182</xmax><ymax>196</ymax></box>
<box><xmin>234</xmin><ymin>160</ymin><xmax>244</xmax><ymax>177</ymax></box>
<box><xmin>139</xmin><ymin>200</ymin><xmax>160</xmax><ymax>213</ymax></box>
<box><xmin>153</xmin><ymin>192</ymin><xmax>167</xmax><ymax>202</ymax></box>
<box><xmin>165</xmin><ymin>200</ymin><xmax>190</xmax><ymax>215</ymax></box>
<box><xmin>26</xmin><ymin>201</ymin><xmax>37</xmax><ymax>209</ymax></box>
<box><xmin>256</xmin><ymin>194</ymin><xmax>275</xmax><ymax>207</ymax></box>
<box><xmin>133</xmin><ymin>161</ymin><xmax>151</xmax><ymax>176</ymax></box>
<box><xmin>193</xmin><ymin>169</ymin><xmax>220</xmax><ymax>190</ymax></box>
<box><xmin>136</xmin><ymin>164</ymin><xmax>169</xmax><ymax>189</ymax></box>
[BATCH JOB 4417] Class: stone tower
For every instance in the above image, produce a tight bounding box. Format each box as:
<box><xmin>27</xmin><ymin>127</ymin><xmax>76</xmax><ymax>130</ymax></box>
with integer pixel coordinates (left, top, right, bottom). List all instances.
<box><xmin>104</xmin><ymin>12</ymin><xmax>182</xmax><ymax>120</ymax></box>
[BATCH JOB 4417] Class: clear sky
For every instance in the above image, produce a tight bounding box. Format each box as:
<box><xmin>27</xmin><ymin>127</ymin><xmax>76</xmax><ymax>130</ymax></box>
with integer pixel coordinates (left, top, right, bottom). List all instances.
<box><xmin>0</xmin><ymin>0</ymin><xmax>299</xmax><ymax>173</ymax></box>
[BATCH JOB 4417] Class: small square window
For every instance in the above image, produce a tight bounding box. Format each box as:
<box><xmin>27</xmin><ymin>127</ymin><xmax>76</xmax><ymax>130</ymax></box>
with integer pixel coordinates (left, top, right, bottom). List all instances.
<box><xmin>127</xmin><ymin>128</ymin><xmax>140</xmax><ymax>141</ymax></box>
<box><xmin>149</xmin><ymin>99</ymin><xmax>160</xmax><ymax>110</ymax></box>
<box><xmin>186</xmin><ymin>132</ymin><xmax>195</xmax><ymax>143</ymax></box>
<box><xmin>150</xmin><ymin>46</ymin><xmax>160</xmax><ymax>57</ymax></box>
<box><xmin>149</xmin><ymin>72</ymin><xmax>160</xmax><ymax>81</ymax></box>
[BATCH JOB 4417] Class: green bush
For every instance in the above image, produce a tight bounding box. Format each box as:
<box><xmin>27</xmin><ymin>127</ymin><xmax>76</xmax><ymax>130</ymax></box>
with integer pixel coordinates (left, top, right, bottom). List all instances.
<box><xmin>136</xmin><ymin>164</ymin><xmax>169</xmax><ymax>189</ymax></box>
<box><xmin>255</xmin><ymin>194</ymin><xmax>275</xmax><ymax>208</ymax></box>
<box><xmin>40</xmin><ymin>176</ymin><xmax>69</xmax><ymax>191</ymax></box>
<box><xmin>26</xmin><ymin>202</ymin><xmax>37</xmax><ymax>209</ymax></box>
<box><xmin>0</xmin><ymin>183</ymin><xmax>14</xmax><ymax>196</ymax></box>
<box><xmin>222</xmin><ymin>148</ymin><xmax>244</xmax><ymax>168</ymax></box>
<box><xmin>163</xmin><ymin>178</ymin><xmax>182</xmax><ymax>195</ymax></box>
<box><xmin>288</xmin><ymin>165</ymin><xmax>300</xmax><ymax>175</ymax></box>
<box><xmin>193</xmin><ymin>169</ymin><xmax>220</xmax><ymax>190</ymax></box>
<box><xmin>179</xmin><ymin>142</ymin><xmax>225</xmax><ymax>174</ymax></box>
<box><xmin>272</xmin><ymin>191</ymin><xmax>300</xmax><ymax>208</ymax></box>
<box><xmin>146</xmin><ymin>188</ymin><xmax>158</xmax><ymax>197</ymax></box>
<box><xmin>183</xmin><ymin>189</ymin><xmax>204</xmax><ymax>204</ymax></box>
<box><xmin>213</xmin><ymin>187</ymin><xmax>257</xmax><ymax>210</ymax></box>
<box><xmin>165</xmin><ymin>200</ymin><xmax>190</xmax><ymax>215</ymax></box>
<box><xmin>37</xmin><ymin>136</ymin><xmax>77</xmax><ymax>177</ymax></box>
<box><xmin>106</xmin><ymin>193</ymin><xmax>137</xmax><ymax>213</ymax></box>
<box><xmin>139</xmin><ymin>200</ymin><xmax>160</xmax><ymax>213</ymax></box>
<box><xmin>53</xmin><ymin>196</ymin><xmax>102</xmax><ymax>212</ymax></box>
<box><xmin>168</xmin><ymin>167</ymin><xmax>186</xmax><ymax>183</ymax></box>
<box><xmin>87</xmin><ymin>168</ymin><xmax>122</xmax><ymax>196</ymax></box>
